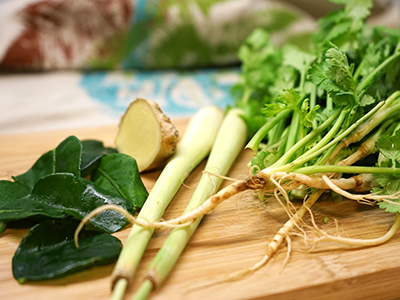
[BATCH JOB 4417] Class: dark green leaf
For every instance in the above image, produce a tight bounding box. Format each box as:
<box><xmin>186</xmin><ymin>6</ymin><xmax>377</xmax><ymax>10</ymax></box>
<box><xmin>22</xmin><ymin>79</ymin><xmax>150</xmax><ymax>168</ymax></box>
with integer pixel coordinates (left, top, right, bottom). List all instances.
<box><xmin>309</xmin><ymin>43</ymin><xmax>358</xmax><ymax>106</ymax></box>
<box><xmin>92</xmin><ymin>153</ymin><xmax>148</xmax><ymax>213</ymax></box>
<box><xmin>80</xmin><ymin>140</ymin><xmax>117</xmax><ymax>178</ymax></box>
<box><xmin>54</xmin><ymin>136</ymin><xmax>82</xmax><ymax>176</ymax></box>
<box><xmin>0</xmin><ymin>221</ymin><xmax>6</xmax><ymax>234</ymax></box>
<box><xmin>0</xmin><ymin>180</ymin><xmax>31</xmax><ymax>206</ymax></box>
<box><xmin>0</xmin><ymin>174</ymin><xmax>133</xmax><ymax>233</ymax></box>
<box><xmin>373</xmin><ymin>130</ymin><xmax>400</xmax><ymax>213</ymax></box>
<box><xmin>263</xmin><ymin>89</ymin><xmax>301</xmax><ymax>117</ymax></box>
<box><xmin>13</xmin><ymin>150</ymin><xmax>55</xmax><ymax>189</ymax></box>
<box><xmin>378</xmin><ymin>199</ymin><xmax>400</xmax><ymax>214</ymax></box>
<box><xmin>13</xmin><ymin>218</ymin><xmax>122</xmax><ymax>283</ymax></box>
<box><xmin>14</xmin><ymin>136</ymin><xmax>82</xmax><ymax>188</ymax></box>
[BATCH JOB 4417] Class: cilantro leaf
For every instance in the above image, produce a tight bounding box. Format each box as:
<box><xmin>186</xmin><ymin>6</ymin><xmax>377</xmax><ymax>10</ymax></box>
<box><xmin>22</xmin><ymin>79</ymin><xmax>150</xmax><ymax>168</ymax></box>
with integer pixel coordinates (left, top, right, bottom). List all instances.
<box><xmin>371</xmin><ymin>175</ymin><xmax>400</xmax><ymax>213</ymax></box>
<box><xmin>238</xmin><ymin>29</ymin><xmax>282</xmax><ymax>92</ymax></box>
<box><xmin>302</xmin><ymin>99</ymin><xmax>320</xmax><ymax>128</ymax></box>
<box><xmin>309</xmin><ymin>42</ymin><xmax>358</xmax><ymax>106</ymax></box>
<box><xmin>375</xmin><ymin>130</ymin><xmax>400</xmax><ymax>167</ymax></box>
<box><xmin>283</xmin><ymin>45</ymin><xmax>316</xmax><ymax>77</ymax></box>
<box><xmin>359</xmin><ymin>94</ymin><xmax>376</xmax><ymax>107</ymax></box>
<box><xmin>378</xmin><ymin>199</ymin><xmax>400</xmax><ymax>214</ymax></box>
<box><xmin>313</xmin><ymin>0</ymin><xmax>373</xmax><ymax>55</ymax></box>
<box><xmin>262</xmin><ymin>103</ymin><xmax>287</xmax><ymax>118</ymax></box>
<box><xmin>263</xmin><ymin>89</ymin><xmax>300</xmax><ymax>117</ymax></box>
<box><xmin>372</xmin><ymin>130</ymin><xmax>400</xmax><ymax>213</ymax></box>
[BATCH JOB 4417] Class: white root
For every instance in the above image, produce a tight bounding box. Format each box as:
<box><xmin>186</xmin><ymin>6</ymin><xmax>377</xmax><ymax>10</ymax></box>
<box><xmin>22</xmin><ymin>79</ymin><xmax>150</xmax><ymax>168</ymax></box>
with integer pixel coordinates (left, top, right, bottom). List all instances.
<box><xmin>74</xmin><ymin>203</ymin><xmax>197</xmax><ymax>247</ymax></box>
<box><xmin>205</xmin><ymin>189</ymin><xmax>325</xmax><ymax>283</ymax></box>
<box><xmin>311</xmin><ymin>213</ymin><xmax>400</xmax><ymax>247</ymax></box>
<box><xmin>75</xmin><ymin>171</ymin><xmax>399</xmax><ymax>248</ymax></box>
<box><xmin>74</xmin><ymin>177</ymin><xmax>267</xmax><ymax>247</ymax></box>
<box><xmin>216</xmin><ymin>190</ymin><xmax>400</xmax><ymax>283</ymax></box>
<box><xmin>73</xmin><ymin>165</ymin><xmax>400</xmax><ymax>285</ymax></box>
<box><xmin>321</xmin><ymin>175</ymin><xmax>400</xmax><ymax>206</ymax></box>
<box><xmin>267</xmin><ymin>172</ymin><xmax>378</xmax><ymax>192</ymax></box>
<box><xmin>280</xmin><ymin>236</ymin><xmax>292</xmax><ymax>273</ymax></box>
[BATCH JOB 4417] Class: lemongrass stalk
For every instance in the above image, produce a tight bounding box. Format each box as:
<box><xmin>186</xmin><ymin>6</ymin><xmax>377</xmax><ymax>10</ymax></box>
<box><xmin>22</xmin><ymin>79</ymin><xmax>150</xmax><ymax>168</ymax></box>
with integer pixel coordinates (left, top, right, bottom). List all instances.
<box><xmin>132</xmin><ymin>109</ymin><xmax>247</xmax><ymax>300</ymax></box>
<box><xmin>110</xmin><ymin>106</ymin><xmax>224</xmax><ymax>298</ymax></box>
<box><xmin>111</xmin><ymin>279</ymin><xmax>128</xmax><ymax>300</ymax></box>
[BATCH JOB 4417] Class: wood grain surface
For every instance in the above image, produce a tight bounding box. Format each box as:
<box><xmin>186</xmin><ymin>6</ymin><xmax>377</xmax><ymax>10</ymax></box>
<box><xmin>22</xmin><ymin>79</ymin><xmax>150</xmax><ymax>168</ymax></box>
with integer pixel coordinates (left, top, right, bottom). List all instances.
<box><xmin>1</xmin><ymin>121</ymin><xmax>400</xmax><ymax>300</ymax></box>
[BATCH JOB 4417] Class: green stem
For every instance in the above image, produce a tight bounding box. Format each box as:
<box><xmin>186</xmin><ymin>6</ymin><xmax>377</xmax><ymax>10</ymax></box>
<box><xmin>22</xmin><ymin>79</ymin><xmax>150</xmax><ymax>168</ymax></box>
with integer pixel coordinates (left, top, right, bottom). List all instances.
<box><xmin>132</xmin><ymin>109</ymin><xmax>247</xmax><ymax>300</ymax></box>
<box><xmin>358</xmin><ymin>51</ymin><xmax>400</xmax><ymax>93</ymax></box>
<box><xmin>295</xmin><ymin>108</ymin><xmax>349</xmax><ymax>167</ymax></box>
<box><xmin>396</xmin><ymin>41</ymin><xmax>400</xmax><ymax>53</ymax></box>
<box><xmin>353</xmin><ymin>58</ymin><xmax>366</xmax><ymax>82</ymax></box>
<box><xmin>285</xmin><ymin>111</ymin><xmax>300</xmax><ymax>153</ymax></box>
<box><xmin>267</xmin><ymin>100</ymin><xmax>387</xmax><ymax>173</ymax></box>
<box><xmin>314</xmin><ymin>145</ymin><xmax>336</xmax><ymax>166</ymax></box>
<box><xmin>302</xmin><ymin>107</ymin><xmax>348</xmax><ymax>157</ymax></box>
<box><xmin>242</xmin><ymin>87</ymin><xmax>252</xmax><ymax>105</ymax></box>
<box><xmin>267</xmin><ymin>108</ymin><xmax>343</xmax><ymax>170</ymax></box>
<box><xmin>246</xmin><ymin>109</ymin><xmax>292</xmax><ymax>152</ymax></box>
<box><xmin>326</xmin><ymin>94</ymin><xmax>333</xmax><ymax>115</ymax></box>
<box><xmin>296</xmin><ymin>165</ymin><xmax>400</xmax><ymax>175</ymax></box>
<box><xmin>299</xmin><ymin>70</ymin><xmax>306</xmax><ymax>94</ymax></box>
<box><xmin>270</xmin><ymin>118</ymin><xmax>287</xmax><ymax>144</ymax></box>
<box><xmin>310</xmin><ymin>86</ymin><xmax>318</xmax><ymax>129</ymax></box>
<box><xmin>110</xmin><ymin>106</ymin><xmax>224</xmax><ymax>298</ymax></box>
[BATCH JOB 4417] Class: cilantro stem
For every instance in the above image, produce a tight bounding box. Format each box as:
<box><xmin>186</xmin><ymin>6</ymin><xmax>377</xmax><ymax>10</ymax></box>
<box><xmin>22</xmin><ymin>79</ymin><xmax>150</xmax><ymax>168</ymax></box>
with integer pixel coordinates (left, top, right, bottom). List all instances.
<box><xmin>358</xmin><ymin>50</ymin><xmax>400</xmax><ymax>93</ymax></box>
<box><xmin>266</xmin><ymin>108</ymin><xmax>343</xmax><ymax>171</ymax></box>
<box><xmin>326</xmin><ymin>94</ymin><xmax>333</xmax><ymax>115</ymax></box>
<box><xmin>271</xmin><ymin>118</ymin><xmax>287</xmax><ymax>142</ymax></box>
<box><xmin>265</xmin><ymin>99</ymin><xmax>386</xmax><ymax>174</ymax></box>
<box><xmin>285</xmin><ymin>111</ymin><xmax>300</xmax><ymax>153</ymax></box>
<box><xmin>301</xmin><ymin>106</ymin><xmax>348</xmax><ymax>157</ymax></box>
<box><xmin>242</xmin><ymin>87</ymin><xmax>252</xmax><ymax>105</ymax></box>
<box><xmin>296</xmin><ymin>165</ymin><xmax>400</xmax><ymax>175</ymax></box>
<box><xmin>246</xmin><ymin>109</ymin><xmax>292</xmax><ymax>152</ymax></box>
<box><xmin>310</xmin><ymin>87</ymin><xmax>318</xmax><ymax>129</ymax></box>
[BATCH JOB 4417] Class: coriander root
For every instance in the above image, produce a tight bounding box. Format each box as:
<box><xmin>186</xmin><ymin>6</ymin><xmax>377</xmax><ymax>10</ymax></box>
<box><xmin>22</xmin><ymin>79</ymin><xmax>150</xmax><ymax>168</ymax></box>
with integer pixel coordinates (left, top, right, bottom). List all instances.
<box><xmin>74</xmin><ymin>171</ymin><xmax>383</xmax><ymax>243</ymax></box>
<box><xmin>74</xmin><ymin>176</ymin><xmax>267</xmax><ymax>245</ymax></box>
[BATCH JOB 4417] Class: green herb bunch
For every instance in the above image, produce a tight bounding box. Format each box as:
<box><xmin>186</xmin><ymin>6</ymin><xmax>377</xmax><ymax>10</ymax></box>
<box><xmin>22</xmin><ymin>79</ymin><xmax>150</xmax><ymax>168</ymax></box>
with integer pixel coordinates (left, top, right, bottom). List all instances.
<box><xmin>232</xmin><ymin>0</ymin><xmax>400</xmax><ymax>211</ymax></box>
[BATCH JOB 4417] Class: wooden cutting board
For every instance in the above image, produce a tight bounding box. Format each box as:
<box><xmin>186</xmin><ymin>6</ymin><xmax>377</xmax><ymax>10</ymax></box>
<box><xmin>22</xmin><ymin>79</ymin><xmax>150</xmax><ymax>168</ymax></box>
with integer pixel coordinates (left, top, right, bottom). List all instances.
<box><xmin>1</xmin><ymin>120</ymin><xmax>400</xmax><ymax>300</ymax></box>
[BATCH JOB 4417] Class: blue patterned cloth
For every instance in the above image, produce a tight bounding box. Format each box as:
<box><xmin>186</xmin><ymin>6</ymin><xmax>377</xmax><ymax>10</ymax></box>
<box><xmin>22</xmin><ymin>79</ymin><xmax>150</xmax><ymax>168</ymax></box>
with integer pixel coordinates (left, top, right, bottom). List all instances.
<box><xmin>80</xmin><ymin>68</ymin><xmax>239</xmax><ymax>118</ymax></box>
